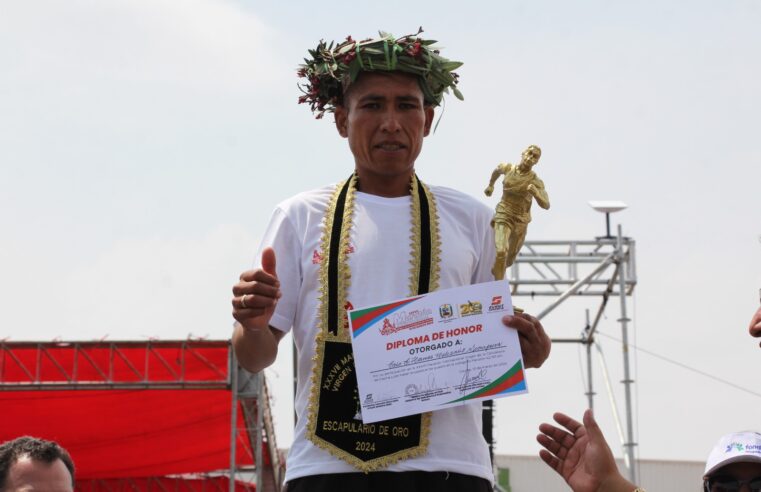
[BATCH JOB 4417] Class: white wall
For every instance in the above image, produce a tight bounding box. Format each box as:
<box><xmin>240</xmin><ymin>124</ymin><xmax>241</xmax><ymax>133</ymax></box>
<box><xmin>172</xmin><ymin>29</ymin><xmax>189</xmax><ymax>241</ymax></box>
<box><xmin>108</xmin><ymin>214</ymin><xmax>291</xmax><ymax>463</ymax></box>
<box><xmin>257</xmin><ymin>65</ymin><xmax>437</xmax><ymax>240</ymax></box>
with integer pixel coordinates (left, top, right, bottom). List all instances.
<box><xmin>495</xmin><ymin>455</ymin><xmax>704</xmax><ymax>492</ymax></box>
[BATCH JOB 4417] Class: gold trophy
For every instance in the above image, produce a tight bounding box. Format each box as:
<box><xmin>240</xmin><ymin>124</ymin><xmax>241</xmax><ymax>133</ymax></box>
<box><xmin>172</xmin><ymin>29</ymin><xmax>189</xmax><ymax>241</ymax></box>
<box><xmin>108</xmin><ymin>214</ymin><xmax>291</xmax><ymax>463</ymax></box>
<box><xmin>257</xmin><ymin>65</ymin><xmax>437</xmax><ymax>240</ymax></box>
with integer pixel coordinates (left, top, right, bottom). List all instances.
<box><xmin>484</xmin><ymin>145</ymin><xmax>550</xmax><ymax>281</ymax></box>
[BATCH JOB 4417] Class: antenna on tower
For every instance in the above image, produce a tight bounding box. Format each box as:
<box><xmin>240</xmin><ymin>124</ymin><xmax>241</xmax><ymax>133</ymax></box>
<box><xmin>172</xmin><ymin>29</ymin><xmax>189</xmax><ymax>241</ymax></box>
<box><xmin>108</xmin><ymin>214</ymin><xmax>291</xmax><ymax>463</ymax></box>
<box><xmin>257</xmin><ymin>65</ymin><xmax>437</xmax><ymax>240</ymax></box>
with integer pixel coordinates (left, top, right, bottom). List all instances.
<box><xmin>589</xmin><ymin>201</ymin><xmax>627</xmax><ymax>239</ymax></box>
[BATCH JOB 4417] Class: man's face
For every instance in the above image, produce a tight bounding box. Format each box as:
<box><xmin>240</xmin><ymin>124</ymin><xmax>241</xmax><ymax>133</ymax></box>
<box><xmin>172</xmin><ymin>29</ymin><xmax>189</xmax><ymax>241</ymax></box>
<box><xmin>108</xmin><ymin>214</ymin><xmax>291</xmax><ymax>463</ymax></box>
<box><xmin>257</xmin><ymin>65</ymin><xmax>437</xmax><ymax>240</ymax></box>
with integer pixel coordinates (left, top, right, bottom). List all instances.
<box><xmin>706</xmin><ymin>462</ymin><xmax>761</xmax><ymax>491</ymax></box>
<box><xmin>335</xmin><ymin>72</ymin><xmax>434</xmax><ymax>189</ymax></box>
<box><xmin>519</xmin><ymin>148</ymin><xmax>540</xmax><ymax>170</ymax></box>
<box><xmin>3</xmin><ymin>457</ymin><xmax>73</xmax><ymax>492</ymax></box>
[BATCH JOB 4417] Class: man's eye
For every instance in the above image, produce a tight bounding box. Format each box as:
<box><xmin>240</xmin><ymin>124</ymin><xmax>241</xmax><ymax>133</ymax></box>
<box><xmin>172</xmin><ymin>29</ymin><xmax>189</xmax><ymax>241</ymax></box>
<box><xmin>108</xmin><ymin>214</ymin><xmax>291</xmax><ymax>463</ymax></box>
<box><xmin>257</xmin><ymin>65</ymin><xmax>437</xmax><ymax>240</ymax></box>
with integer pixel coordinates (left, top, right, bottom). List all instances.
<box><xmin>363</xmin><ymin>103</ymin><xmax>380</xmax><ymax>109</ymax></box>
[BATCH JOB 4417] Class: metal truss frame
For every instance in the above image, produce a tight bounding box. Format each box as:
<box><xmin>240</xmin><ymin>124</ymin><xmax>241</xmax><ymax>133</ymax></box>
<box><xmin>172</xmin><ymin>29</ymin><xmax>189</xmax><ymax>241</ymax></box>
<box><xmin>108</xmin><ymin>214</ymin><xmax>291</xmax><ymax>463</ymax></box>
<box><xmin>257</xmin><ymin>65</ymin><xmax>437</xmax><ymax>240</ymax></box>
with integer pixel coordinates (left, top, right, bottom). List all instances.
<box><xmin>0</xmin><ymin>340</ymin><xmax>284</xmax><ymax>492</ymax></box>
<box><xmin>509</xmin><ymin>237</ymin><xmax>636</xmax><ymax>302</ymax></box>
<box><xmin>231</xmin><ymin>366</ymin><xmax>284</xmax><ymax>492</ymax></box>
<box><xmin>0</xmin><ymin>340</ymin><xmax>229</xmax><ymax>390</ymax></box>
<box><xmin>506</xmin><ymin>226</ymin><xmax>639</xmax><ymax>484</ymax></box>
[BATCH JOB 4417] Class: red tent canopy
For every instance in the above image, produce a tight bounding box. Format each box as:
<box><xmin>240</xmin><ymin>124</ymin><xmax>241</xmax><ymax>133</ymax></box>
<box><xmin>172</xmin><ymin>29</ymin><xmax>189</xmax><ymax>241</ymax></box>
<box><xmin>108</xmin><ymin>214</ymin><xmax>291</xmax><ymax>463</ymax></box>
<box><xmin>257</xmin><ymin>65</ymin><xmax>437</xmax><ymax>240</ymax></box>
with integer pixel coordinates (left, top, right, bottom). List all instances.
<box><xmin>0</xmin><ymin>341</ymin><xmax>266</xmax><ymax>488</ymax></box>
<box><xmin>77</xmin><ymin>477</ymin><xmax>253</xmax><ymax>492</ymax></box>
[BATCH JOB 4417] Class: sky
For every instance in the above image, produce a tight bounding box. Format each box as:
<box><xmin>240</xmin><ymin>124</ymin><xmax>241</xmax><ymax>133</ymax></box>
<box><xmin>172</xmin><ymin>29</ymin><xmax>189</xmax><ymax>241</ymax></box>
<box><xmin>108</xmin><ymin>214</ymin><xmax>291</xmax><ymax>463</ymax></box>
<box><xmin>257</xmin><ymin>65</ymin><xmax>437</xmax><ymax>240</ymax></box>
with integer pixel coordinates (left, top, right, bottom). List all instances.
<box><xmin>2</xmin><ymin>0</ymin><xmax>761</xmax><ymax>475</ymax></box>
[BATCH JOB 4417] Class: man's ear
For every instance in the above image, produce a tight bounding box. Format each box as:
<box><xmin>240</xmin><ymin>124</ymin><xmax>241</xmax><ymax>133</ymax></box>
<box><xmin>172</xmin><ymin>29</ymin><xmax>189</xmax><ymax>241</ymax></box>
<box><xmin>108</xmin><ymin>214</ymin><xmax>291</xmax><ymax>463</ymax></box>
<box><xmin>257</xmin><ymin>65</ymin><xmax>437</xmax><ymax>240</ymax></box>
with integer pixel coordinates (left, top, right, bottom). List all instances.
<box><xmin>335</xmin><ymin>105</ymin><xmax>349</xmax><ymax>138</ymax></box>
<box><xmin>423</xmin><ymin>106</ymin><xmax>434</xmax><ymax>137</ymax></box>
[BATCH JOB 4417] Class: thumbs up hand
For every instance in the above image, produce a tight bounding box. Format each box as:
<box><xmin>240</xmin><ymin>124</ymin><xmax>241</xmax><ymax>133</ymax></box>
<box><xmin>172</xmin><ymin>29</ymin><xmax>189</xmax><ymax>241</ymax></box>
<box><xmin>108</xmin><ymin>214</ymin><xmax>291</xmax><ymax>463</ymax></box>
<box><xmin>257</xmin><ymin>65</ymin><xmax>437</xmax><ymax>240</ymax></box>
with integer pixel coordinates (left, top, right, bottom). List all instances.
<box><xmin>232</xmin><ymin>247</ymin><xmax>282</xmax><ymax>332</ymax></box>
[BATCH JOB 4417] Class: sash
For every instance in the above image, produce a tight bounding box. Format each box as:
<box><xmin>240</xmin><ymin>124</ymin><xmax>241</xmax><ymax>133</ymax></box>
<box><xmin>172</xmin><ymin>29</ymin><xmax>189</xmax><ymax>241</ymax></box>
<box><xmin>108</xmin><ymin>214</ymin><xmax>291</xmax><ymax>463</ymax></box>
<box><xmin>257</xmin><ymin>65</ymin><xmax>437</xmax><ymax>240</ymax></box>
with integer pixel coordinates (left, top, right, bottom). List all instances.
<box><xmin>306</xmin><ymin>173</ymin><xmax>440</xmax><ymax>471</ymax></box>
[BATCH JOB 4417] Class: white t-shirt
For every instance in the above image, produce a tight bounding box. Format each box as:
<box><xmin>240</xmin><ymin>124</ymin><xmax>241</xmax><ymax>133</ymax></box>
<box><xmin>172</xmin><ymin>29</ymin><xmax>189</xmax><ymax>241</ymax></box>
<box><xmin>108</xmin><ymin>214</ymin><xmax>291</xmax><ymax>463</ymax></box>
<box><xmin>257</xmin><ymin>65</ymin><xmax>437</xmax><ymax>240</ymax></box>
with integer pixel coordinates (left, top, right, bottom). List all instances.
<box><xmin>257</xmin><ymin>184</ymin><xmax>497</xmax><ymax>484</ymax></box>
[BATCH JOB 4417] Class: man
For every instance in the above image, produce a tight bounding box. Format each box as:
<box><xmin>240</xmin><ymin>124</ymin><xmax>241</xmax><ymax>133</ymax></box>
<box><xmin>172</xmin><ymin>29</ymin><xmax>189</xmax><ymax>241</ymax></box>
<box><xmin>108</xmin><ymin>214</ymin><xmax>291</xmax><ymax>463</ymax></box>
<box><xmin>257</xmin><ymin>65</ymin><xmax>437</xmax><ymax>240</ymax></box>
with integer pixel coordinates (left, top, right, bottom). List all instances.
<box><xmin>537</xmin><ymin>410</ymin><xmax>761</xmax><ymax>492</ymax></box>
<box><xmin>0</xmin><ymin>436</ymin><xmax>75</xmax><ymax>492</ymax></box>
<box><xmin>703</xmin><ymin>431</ymin><xmax>761</xmax><ymax>492</ymax></box>
<box><xmin>484</xmin><ymin>145</ymin><xmax>550</xmax><ymax>280</ymax></box>
<box><xmin>232</xmin><ymin>31</ymin><xmax>551</xmax><ymax>491</ymax></box>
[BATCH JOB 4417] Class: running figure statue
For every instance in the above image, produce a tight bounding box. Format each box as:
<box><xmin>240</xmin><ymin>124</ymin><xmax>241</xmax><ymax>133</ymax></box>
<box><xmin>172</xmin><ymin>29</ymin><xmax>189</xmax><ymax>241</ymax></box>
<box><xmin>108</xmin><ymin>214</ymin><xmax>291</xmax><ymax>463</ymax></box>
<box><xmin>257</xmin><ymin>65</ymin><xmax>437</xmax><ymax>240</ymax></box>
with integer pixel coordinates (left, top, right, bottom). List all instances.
<box><xmin>484</xmin><ymin>145</ymin><xmax>550</xmax><ymax>280</ymax></box>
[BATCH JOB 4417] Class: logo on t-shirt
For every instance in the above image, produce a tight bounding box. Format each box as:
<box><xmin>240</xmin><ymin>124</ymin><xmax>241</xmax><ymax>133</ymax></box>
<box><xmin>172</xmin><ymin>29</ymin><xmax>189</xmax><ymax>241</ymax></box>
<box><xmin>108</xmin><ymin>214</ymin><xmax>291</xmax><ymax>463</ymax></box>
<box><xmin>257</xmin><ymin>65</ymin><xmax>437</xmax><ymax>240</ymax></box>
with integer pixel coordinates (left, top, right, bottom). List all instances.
<box><xmin>312</xmin><ymin>244</ymin><xmax>356</xmax><ymax>264</ymax></box>
<box><xmin>342</xmin><ymin>301</ymin><xmax>354</xmax><ymax>331</ymax></box>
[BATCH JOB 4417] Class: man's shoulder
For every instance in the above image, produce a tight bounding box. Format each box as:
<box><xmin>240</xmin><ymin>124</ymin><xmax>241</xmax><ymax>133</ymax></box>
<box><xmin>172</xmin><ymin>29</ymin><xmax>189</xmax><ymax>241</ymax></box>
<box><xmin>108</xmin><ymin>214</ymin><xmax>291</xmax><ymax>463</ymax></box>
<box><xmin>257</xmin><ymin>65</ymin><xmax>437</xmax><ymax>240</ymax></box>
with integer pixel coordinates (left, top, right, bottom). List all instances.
<box><xmin>275</xmin><ymin>184</ymin><xmax>336</xmax><ymax>215</ymax></box>
<box><xmin>428</xmin><ymin>184</ymin><xmax>491</xmax><ymax>215</ymax></box>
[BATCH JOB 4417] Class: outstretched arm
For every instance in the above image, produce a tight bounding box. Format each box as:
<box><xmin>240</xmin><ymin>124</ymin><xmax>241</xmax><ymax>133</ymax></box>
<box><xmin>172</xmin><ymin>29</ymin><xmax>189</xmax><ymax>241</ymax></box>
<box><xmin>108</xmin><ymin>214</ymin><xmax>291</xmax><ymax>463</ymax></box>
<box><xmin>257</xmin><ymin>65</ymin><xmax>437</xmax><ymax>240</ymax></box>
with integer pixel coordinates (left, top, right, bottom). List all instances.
<box><xmin>537</xmin><ymin>410</ymin><xmax>638</xmax><ymax>492</ymax></box>
<box><xmin>484</xmin><ymin>164</ymin><xmax>507</xmax><ymax>197</ymax></box>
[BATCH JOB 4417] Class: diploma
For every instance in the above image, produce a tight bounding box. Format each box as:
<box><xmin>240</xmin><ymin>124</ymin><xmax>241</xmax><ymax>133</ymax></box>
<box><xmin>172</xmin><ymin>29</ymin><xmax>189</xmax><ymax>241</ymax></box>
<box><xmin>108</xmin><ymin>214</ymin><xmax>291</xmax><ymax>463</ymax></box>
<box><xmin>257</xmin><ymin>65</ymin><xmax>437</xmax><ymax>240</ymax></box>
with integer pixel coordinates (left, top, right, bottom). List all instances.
<box><xmin>348</xmin><ymin>279</ymin><xmax>528</xmax><ymax>423</ymax></box>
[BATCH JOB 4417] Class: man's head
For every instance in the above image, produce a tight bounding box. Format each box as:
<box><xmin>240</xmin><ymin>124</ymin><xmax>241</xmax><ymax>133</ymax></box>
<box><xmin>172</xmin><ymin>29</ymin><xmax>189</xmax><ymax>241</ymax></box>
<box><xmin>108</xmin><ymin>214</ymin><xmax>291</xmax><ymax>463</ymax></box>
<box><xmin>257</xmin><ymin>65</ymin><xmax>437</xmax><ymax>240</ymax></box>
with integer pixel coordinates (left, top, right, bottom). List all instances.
<box><xmin>334</xmin><ymin>71</ymin><xmax>433</xmax><ymax>194</ymax></box>
<box><xmin>519</xmin><ymin>145</ymin><xmax>542</xmax><ymax>170</ymax></box>
<box><xmin>703</xmin><ymin>431</ymin><xmax>761</xmax><ymax>492</ymax></box>
<box><xmin>297</xmin><ymin>30</ymin><xmax>462</xmax><ymax>195</ymax></box>
<box><xmin>297</xmin><ymin>30</ymin><xmax>462</xmax><ymax>119</ymax></box>
<box><xmin>0</xmin><ymin>437</ymin><xmax>75</xmax><ymax>492</ymax></box>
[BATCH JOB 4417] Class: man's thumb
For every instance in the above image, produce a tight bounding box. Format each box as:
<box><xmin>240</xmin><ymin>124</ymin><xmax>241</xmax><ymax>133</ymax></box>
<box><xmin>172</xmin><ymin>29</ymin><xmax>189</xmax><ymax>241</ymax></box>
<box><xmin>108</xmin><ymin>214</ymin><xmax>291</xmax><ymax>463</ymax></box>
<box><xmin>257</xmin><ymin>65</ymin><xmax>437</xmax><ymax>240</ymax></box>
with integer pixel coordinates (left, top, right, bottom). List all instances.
<box><xmin>261</xmin><ymin>247</ymin><xmax>277</xmax><ymax>277</ymax></box>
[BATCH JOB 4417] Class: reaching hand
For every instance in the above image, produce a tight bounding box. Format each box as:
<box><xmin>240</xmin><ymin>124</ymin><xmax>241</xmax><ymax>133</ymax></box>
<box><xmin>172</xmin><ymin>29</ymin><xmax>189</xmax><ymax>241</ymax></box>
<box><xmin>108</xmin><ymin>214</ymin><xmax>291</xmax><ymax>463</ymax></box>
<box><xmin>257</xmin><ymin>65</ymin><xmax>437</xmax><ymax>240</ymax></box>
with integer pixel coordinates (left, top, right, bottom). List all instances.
<box><xmin>502</xmin><ymin>313</ymin><xmax>551</xmax><ymax>368</ymax></box>
<box><xmin>537</xmin><ymin>410</ymin><xmax>634</xmax><ymax>492</ymax></box>
<box><xmin>484</xmin><ymin>185</ymin><xmax>494</xmax><ymax>197</ymax></box>
<box><xmin>232</xmin><ymin>247</ymin><xmax>281</xmax><ymax>332</ymax></box>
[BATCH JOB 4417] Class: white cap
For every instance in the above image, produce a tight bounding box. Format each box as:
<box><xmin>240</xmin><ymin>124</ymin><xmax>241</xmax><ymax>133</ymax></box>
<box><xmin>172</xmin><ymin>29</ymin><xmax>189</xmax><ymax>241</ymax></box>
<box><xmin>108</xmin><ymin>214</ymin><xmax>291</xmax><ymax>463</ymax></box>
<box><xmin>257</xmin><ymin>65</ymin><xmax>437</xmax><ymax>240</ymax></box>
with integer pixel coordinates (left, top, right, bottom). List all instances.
<box><xmin>704</xmin><ymin>431</ymin><xmax>761</xmax><ymax>477</ymax></box>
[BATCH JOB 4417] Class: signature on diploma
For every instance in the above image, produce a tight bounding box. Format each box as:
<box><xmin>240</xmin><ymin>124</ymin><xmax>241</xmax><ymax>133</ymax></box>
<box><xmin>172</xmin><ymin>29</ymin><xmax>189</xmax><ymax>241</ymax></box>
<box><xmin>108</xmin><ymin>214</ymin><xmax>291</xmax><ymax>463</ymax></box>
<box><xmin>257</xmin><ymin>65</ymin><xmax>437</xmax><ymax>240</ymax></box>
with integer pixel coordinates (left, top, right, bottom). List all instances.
<box><xmin>465</xmin><ymin>342</ymin><xmax>503</xmax><ymax>354</ymax></box>
<box><xmin>406</xmin><ymin>372</ymin><xmax>448</xmax><ymax>397</ymax></box>
<box><xmin>459</xmin><ymin>359</ymin><xmax>488</xmax><ymax>393</ymax></box>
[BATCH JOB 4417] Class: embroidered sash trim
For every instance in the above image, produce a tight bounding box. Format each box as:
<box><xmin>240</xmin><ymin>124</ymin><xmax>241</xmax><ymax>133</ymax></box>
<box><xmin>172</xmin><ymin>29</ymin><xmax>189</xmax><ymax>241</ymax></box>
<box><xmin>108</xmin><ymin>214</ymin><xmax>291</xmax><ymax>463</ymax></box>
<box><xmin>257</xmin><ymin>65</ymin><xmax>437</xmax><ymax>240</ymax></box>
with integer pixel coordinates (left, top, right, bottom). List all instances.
<box><xmin>306</xmin><ymin>174</ymin><xmax>440</xmax><ymax>471</ymax></box>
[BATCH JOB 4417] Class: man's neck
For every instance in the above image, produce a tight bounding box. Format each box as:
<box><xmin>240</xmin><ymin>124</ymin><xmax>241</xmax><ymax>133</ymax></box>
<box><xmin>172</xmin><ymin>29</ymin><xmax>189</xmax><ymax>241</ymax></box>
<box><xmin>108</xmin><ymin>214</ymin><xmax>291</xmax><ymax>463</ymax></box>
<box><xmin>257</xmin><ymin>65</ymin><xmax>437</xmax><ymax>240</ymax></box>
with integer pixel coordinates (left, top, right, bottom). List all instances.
<box><xmin>354</xmin><ymin>169</ymin><xmax>414</xmax><ymax>197</ymax></box>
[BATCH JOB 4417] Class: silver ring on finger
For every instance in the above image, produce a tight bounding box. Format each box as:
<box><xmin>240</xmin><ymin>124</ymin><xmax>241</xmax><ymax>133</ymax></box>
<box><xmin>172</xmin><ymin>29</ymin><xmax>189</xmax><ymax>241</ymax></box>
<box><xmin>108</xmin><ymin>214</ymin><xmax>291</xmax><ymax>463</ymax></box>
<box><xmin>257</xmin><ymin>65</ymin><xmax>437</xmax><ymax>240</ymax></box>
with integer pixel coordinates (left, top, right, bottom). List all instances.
<box><xmin>240</xmin><ymin>294</ymin><xmax>249</xmax><ymax>309</ymax></box>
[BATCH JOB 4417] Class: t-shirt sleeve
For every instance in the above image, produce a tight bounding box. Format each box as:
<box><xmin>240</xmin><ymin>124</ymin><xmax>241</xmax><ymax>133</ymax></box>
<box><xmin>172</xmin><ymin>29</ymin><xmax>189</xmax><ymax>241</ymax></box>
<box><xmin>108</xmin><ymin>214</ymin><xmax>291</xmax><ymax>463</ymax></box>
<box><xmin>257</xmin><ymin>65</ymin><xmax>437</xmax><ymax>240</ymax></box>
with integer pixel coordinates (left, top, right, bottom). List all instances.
<box><xmin>253</xmin><ymin>207</ymin><xmax>301</xmax><ymax>334</ymax></box>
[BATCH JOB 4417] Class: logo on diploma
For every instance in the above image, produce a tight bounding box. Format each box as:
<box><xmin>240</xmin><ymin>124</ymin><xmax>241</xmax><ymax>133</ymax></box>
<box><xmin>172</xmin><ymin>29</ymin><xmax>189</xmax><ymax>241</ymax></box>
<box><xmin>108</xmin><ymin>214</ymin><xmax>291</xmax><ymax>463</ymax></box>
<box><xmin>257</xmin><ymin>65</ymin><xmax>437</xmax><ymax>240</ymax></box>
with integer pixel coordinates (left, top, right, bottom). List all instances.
<box><xmin>439</xmin><ymin>304</ymin><xmax>453</xmax><ymax>319</ymax></box>
<box><xmin>489</xmin><ymin>296</ymin><xmax>505</xmax><ymax>312</ymax></box>
<box><xmin>459</xmin><ymin>301</ymin><xmax>483</xmax><ymax>316</ymax></box>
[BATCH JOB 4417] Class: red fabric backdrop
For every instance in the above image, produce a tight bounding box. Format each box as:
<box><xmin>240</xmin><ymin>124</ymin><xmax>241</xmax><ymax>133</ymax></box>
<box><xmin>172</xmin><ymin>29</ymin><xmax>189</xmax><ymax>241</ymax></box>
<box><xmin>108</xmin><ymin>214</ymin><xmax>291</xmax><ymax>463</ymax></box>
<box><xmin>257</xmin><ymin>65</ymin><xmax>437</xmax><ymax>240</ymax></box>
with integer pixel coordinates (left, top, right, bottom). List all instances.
<box><xmin>76</xmin><ymin>476</ymin><xmax>254</xmax><ymax>492</ymax></box>
<box><xmin>0</xmin><ymin>343</ymin><xmax>260</xmax><ymax>483</ymax></box>
<box><xmin>0</xmin><ymin>389</ymin><xmax>253</xmax><ymax>478</ymax></box>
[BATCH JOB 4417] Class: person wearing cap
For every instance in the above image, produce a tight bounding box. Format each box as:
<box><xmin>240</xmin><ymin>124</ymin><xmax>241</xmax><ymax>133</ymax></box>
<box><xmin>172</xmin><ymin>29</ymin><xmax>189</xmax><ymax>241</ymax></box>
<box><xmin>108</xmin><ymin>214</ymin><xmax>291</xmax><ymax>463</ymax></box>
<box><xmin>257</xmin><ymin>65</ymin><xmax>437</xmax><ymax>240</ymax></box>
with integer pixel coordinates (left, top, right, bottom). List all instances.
<box><xmin>703</xmin><ymin>431</ymin><xmax>761</xmax><ymax>492</ymax></box>
<box><xmin>536</xmin><ymin>410</ymin><xmax>761</xmax><ymax>492</ymax></box>
<box><xmin>230</xmin><ymin>30</ymin><xmax>551</xmax><ymax>491</ymax></box>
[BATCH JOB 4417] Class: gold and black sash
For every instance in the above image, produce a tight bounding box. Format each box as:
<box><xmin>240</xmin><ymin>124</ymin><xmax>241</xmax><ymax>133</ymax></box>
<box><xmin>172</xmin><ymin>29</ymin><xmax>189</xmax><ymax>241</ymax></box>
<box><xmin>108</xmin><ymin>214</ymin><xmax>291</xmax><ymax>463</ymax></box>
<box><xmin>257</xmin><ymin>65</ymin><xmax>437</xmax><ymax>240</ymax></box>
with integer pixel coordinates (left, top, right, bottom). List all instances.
<box><xmin>306</xmin><ymin>173</ymin><xmax>440</xmax><ymax>471</ymax></box>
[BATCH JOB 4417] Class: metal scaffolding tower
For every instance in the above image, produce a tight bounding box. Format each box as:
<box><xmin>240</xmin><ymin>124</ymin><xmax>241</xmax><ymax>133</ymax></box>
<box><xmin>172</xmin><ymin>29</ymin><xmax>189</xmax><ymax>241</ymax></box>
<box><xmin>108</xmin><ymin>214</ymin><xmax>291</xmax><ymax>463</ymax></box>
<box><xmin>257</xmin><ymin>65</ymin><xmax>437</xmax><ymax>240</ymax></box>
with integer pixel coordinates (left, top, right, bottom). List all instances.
<box><xmin>506</xmin><ymin>225</ymin><xmax>639</xmax><ymax>483</ymax></box>
<box><xmin>232</xmin><ymin>361</ymin><xmax>285</xmax><ymax>492</ymax></box>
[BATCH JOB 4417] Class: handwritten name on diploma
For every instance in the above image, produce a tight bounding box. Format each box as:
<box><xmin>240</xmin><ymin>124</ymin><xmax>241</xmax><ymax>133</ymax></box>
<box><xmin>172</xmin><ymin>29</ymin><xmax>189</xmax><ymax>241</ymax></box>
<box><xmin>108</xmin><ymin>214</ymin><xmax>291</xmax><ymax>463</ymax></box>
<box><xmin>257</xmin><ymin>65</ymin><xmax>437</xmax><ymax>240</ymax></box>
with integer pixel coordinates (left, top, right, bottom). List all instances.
<box><xmin>349</xmin><ymin>280</ymin><xmax>528</xmax><ymax>423</ymax></box>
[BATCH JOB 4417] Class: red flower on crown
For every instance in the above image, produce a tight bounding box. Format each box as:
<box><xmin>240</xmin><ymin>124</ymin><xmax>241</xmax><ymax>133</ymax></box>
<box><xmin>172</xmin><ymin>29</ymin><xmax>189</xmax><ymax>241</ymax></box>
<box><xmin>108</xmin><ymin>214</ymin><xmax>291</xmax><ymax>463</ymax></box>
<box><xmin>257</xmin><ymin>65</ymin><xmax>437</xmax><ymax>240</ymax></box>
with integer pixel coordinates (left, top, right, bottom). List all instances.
<box><xmin>407</xmin><ymin>41</ymin><xmax>422</xmax><ymax>58</ymax></box>
<box><xmin>342</xmin><ymin>50</ymin><xmax>356</xmax><ymax>64</ymax></box>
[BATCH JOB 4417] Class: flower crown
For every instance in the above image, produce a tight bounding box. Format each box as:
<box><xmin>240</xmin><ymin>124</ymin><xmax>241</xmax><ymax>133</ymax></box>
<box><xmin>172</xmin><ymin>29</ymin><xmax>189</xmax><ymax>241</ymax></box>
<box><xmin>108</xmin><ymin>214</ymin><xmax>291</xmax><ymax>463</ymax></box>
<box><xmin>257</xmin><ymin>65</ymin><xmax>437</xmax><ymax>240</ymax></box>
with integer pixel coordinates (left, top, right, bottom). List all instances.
<box><xmin>297</xmin><ymin>28</ymin><xmax>463</xmax><ymax>119</ymax></box>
